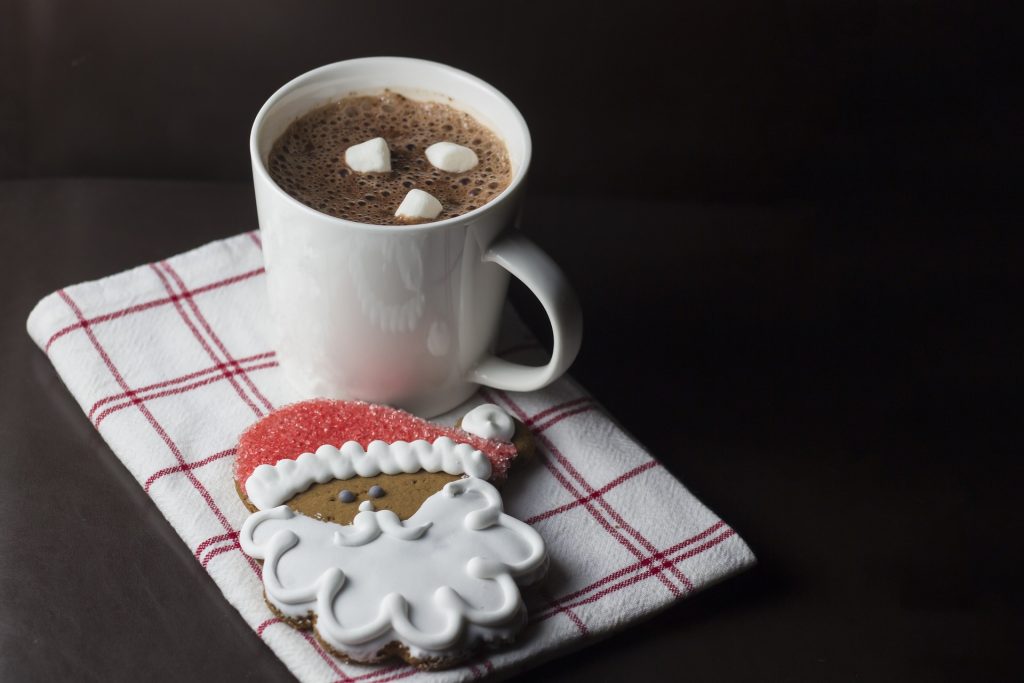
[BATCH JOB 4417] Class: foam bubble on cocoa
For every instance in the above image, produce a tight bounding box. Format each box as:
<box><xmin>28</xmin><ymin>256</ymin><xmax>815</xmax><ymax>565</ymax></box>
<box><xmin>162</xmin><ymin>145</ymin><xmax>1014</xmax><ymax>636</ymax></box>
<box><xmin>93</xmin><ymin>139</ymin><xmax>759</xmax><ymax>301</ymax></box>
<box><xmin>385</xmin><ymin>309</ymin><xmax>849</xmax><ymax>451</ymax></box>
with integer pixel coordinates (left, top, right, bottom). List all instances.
<box><xmin>267</xmin><ymin>92</ymin><xmax>512</xmax><ymax>225</ymax></box>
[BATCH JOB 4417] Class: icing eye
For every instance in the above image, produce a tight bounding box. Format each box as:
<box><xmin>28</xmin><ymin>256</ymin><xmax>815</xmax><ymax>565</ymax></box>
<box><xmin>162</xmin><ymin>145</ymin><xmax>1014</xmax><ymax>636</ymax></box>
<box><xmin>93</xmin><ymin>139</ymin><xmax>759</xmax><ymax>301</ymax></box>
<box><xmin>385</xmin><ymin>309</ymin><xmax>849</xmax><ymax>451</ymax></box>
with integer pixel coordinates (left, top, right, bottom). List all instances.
<box><xmin>338</xmin><ymin>490</ymin><xmax>356</xmax><ymax>503</ymax></box>
<box><xmin>367</xmin><ymin>485</ymin><xmax>385</xmax><ymax>499</ymax></box>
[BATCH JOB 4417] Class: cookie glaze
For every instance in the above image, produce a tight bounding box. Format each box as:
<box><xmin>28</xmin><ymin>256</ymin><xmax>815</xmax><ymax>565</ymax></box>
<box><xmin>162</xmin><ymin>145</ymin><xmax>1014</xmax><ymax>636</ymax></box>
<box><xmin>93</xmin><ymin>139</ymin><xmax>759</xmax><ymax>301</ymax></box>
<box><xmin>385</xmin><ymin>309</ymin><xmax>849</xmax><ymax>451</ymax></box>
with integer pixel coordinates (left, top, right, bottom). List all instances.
<box><xmin>235</xmin><ymin>399</ymin><xmax>519</xmax><ymax>484</ymax></box>
<box><xmin>236</xmin><ymin>400</ymin><xmax>544</xmax><ymax>665</ymax></box>
<box><xmin>460</xmin><ymin>403</ymin><xmax>516</xmax><ymax>442</ymax></box>
<box><xmin>240</xmin><ymin>476</ymin><xmax>547</xmax><ymax>663</ymax></box>
<box><xmin>245</xmin><ymin>437</ymin><xmax>492</xmax><ymax>511</ymax></box>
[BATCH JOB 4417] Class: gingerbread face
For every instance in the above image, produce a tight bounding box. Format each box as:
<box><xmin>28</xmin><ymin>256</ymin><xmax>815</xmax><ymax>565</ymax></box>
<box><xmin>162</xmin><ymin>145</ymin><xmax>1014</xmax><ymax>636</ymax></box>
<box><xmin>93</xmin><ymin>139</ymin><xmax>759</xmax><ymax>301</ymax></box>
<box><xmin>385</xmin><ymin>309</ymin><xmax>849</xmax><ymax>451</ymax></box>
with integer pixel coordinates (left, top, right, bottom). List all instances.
<box><xmin>286</xmin><ymin>471</ymin><xmax>461</xmax><ymax>526</ymax></box>
<box><xmin>234</xmin><ymin>400</ymin><xmax>546</xmax><ymax>669</ymax></box>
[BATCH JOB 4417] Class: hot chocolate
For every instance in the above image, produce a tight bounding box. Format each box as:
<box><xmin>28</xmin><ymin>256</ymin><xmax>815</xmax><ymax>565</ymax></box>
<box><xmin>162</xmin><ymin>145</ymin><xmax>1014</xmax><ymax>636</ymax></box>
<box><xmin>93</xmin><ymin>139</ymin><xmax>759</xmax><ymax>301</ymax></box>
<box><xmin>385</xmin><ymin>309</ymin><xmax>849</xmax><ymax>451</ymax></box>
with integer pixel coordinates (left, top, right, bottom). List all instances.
<box><xmin>267</xmin><ymin>92</ymin><xmax>512</xmax><ymax>225</ymax></box>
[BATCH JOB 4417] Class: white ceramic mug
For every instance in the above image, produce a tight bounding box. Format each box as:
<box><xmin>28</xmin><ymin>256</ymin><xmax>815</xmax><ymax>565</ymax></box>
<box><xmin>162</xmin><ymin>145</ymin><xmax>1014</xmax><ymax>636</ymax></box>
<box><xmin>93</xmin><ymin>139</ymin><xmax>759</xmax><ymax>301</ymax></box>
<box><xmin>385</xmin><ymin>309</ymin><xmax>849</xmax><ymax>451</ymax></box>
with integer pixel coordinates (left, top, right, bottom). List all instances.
<box><xmin>250</xmin><ymin>57</ymin><xmax>582</xmax><ymax>417</ymax></box>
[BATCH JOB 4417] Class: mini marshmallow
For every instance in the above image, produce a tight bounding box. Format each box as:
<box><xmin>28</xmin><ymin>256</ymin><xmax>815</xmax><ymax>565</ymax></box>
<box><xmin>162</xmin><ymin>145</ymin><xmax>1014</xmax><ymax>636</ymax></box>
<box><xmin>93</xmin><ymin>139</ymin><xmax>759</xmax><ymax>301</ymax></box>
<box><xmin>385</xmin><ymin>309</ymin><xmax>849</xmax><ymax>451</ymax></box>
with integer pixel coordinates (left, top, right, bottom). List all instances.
<box><xmin>395</xmin><ymin>189</ymin><xmax>443</xmax><ymax>221</ymax></box>
<box><xmin>345</xmin><ymin>137</ymin><xmax>391</xmax><ymax>173</ymax></box>
<box><xmin>425</xmin><ymin>142</ymin><xmax>479</xmax><ymax>173</ymax></box>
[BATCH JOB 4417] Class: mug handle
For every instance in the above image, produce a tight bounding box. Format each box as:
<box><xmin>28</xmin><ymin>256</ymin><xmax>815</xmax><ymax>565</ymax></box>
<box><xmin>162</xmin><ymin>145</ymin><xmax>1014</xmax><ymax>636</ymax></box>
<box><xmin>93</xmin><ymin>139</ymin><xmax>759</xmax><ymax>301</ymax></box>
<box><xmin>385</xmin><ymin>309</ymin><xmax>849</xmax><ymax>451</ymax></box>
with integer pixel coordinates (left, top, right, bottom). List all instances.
<box><xmin>468</xmin><ymin>233</ymin><xmax>583</xmax><ymax>392</ymax></box>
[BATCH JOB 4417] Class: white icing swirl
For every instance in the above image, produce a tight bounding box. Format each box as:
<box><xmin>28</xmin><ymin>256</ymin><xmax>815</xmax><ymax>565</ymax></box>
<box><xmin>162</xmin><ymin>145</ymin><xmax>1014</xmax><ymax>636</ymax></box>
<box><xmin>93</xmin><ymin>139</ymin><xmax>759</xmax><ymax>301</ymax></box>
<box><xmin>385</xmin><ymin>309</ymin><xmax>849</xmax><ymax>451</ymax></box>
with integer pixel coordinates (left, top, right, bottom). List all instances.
<box><xmin>461</xmin><ymin>403</ymin><xmax>516</xmax><ymax>442</ymax></box>
<box><xmin>244</xmin><ymin>437</ymin><xmax>492</xmax><ymax>510</ymax></box>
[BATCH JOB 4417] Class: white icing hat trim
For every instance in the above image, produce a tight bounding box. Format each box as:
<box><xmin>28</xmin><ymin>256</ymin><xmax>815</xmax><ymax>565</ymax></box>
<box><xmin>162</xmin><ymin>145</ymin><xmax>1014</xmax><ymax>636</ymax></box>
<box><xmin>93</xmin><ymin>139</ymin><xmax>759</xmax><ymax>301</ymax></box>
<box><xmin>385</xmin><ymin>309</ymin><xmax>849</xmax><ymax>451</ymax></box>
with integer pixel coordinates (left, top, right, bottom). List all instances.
<box><xmin>244</xmin><ymin>437</ymin><xmax>492</xmax><ymax>510</ymax></box>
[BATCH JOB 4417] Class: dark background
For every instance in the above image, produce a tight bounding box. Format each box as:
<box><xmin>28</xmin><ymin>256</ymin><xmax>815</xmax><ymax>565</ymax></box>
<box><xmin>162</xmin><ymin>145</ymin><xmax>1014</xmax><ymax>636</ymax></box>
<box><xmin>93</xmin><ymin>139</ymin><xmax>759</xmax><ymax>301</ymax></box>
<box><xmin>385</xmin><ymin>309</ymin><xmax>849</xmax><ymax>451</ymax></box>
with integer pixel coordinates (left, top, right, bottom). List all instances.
<box><xmin>2</xmin><ymin>1</ymin><xmax>1020</xmax><ymax>207</ymax></box>
<box><xmin>1</xmin><ymin>1</ymin><xmax>1021</xmax><ymax>681</ymax></box>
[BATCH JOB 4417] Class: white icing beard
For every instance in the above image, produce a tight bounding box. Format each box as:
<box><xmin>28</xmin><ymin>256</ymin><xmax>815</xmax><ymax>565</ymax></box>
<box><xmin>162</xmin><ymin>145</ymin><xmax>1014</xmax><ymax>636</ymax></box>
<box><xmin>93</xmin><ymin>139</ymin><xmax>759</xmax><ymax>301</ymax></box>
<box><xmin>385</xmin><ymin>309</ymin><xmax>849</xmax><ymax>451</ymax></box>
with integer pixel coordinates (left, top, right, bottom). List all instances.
<box><xmin>239</xmin><ymin>477</ymin><xmax>548</xmax><ymax>663</ymax></box>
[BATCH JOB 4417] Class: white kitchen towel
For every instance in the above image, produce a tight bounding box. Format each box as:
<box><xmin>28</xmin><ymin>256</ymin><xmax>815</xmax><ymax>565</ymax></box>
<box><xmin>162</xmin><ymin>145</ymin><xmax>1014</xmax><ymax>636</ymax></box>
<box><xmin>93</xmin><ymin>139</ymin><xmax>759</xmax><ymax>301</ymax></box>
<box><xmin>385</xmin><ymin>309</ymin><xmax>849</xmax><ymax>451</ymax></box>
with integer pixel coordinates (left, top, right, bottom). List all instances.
<box><xmin>26</xmin><ymin>231</ymin><xmax>755</xmax><ymax>683</ymax></box>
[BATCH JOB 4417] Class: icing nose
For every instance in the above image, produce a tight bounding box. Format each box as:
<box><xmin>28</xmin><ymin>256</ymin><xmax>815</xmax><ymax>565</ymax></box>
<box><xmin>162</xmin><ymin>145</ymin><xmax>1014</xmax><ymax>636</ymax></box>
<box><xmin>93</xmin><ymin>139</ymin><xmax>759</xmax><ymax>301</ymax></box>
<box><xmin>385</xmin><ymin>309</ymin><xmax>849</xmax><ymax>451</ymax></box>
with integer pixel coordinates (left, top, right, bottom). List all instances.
<box><xmin>358</xmin><ymin>500</ymin><xmax>376</xmax><ymax>512</ymax></box>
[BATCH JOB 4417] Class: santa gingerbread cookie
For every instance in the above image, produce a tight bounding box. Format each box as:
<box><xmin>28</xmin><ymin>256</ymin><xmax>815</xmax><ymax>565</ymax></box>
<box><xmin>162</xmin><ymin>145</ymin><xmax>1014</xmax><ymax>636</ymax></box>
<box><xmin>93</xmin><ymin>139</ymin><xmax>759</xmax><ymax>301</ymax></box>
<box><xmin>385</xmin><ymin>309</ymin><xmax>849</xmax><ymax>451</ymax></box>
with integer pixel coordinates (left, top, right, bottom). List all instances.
<box><xmin>234</xmin><ymin>399</ymin><xmax>546</xmax><ymax>669</ymax></box>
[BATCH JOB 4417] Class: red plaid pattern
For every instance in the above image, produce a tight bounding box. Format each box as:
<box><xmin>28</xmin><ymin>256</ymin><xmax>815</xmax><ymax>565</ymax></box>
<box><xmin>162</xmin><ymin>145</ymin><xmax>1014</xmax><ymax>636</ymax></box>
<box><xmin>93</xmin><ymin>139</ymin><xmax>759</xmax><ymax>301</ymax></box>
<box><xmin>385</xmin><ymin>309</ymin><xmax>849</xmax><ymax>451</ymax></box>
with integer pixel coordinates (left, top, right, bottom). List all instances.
<box><xmin>27</xmin><ymin>233</ymin><xmax>754</xmax><ymax>683</ymax></box>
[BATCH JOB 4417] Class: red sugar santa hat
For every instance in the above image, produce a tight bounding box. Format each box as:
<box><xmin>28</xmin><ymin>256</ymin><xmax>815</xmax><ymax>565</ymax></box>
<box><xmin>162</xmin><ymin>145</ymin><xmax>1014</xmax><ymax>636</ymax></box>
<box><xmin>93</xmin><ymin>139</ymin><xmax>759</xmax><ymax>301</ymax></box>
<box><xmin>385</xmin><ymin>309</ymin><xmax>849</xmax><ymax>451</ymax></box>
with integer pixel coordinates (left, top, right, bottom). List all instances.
<box><xmin>234</xmin><ymin>399</ymin><xmax>519</xmax><ymax>485</ymax></box>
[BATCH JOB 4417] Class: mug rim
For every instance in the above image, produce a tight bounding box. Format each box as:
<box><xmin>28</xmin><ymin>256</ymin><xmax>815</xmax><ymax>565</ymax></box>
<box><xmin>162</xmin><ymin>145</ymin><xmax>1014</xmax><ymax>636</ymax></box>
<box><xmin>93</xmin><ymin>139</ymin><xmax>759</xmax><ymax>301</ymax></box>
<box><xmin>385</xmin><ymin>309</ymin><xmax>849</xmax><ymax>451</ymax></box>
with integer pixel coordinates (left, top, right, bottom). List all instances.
<box><xmin>250</xmin><ymin>56</ymin><xmax>532</xmax><ymax>233</ymax></box>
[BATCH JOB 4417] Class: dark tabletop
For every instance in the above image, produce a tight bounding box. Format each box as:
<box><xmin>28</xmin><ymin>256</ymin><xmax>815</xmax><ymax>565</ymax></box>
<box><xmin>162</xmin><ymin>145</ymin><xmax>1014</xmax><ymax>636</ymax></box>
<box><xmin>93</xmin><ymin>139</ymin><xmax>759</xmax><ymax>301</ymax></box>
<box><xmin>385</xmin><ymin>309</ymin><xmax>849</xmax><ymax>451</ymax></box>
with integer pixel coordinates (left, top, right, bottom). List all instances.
<box><xmin>1</xmin><ymin>178</ymin><xmax>1019</xmax><ymax>681</ymax></box>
